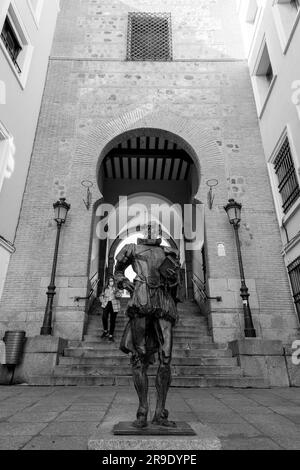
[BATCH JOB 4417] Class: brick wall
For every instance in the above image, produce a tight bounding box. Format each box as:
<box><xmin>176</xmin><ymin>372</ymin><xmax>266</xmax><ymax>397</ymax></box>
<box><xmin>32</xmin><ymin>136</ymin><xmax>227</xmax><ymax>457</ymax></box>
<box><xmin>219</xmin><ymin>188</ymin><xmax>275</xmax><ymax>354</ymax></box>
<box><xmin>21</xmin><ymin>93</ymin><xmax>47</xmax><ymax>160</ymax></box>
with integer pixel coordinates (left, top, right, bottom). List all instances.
<box><xmin>0</xmin><ymin>0</ymin><xmax>298</xmax><ymax>343</ymax></box>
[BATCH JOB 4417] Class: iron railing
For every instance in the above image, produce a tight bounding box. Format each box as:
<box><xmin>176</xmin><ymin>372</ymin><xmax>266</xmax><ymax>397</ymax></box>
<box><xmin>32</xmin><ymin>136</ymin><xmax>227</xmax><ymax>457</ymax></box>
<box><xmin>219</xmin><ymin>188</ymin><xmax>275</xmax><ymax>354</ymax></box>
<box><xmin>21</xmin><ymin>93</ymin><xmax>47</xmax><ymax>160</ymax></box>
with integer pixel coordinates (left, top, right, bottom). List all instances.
<box><xmin>288</xmin><ymin>256</ymin><xmax>300</xmax><ymax>321</ymax></box>
<box><xmin>192</xmin><ymin>272</ymin><xmax>222</xmax><ymax>302</ymax></box>
<box><xmin>74</xmin><ymin>278</ymin><xmax>101</xmax><ymax>303</ymax></box>
<box><xmin>274</xmin><ymin>136</ymin><xmax>300</xmax><ymax>214</ymax></box>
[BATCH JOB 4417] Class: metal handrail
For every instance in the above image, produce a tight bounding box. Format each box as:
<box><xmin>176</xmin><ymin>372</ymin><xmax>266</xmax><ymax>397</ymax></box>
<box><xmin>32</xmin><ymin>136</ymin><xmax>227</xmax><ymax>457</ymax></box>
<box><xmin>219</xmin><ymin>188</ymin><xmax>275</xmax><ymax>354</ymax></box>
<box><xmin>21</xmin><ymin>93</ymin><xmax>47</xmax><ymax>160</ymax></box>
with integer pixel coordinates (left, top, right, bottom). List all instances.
<box><xmin>74</xmin><ymin>278</ymin><xmax>100</xmax><ymax>303</ymax></box>
<box><xmin>193</xmin><ymin>272</ymin><xmax>206</xmax><ymax>289</ymax></box>
<box><xmin>192</xmin><ymin>274</ymin><xmax>222</xmax><ymax>302</ymax></box>
<box><xmin>192</xmin><ymin>278</ymin><xmax>207</xmax><ymax>302</ymax></box>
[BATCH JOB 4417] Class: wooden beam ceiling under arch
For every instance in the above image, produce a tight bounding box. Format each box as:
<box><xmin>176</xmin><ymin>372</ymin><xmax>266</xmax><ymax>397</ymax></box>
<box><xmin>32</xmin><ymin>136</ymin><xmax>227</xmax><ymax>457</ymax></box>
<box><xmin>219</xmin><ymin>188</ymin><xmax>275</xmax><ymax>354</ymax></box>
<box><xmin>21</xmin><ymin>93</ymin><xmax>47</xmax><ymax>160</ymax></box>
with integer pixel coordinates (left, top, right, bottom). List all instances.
<box><xmin>102</xmin><ymin>135</ymin><xmax>193</xmax><ymax>182</ymax></box>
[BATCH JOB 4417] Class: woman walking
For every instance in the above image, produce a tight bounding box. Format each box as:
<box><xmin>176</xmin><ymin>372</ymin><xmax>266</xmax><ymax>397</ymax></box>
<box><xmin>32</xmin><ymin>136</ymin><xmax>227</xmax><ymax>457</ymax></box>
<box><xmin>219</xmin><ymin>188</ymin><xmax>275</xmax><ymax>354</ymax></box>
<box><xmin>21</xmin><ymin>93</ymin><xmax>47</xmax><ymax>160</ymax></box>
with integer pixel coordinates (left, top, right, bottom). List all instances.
<box><xmin>100</xmin><ymin>277</ymin><xmax>122</xmax><ymax>342</ymax></box>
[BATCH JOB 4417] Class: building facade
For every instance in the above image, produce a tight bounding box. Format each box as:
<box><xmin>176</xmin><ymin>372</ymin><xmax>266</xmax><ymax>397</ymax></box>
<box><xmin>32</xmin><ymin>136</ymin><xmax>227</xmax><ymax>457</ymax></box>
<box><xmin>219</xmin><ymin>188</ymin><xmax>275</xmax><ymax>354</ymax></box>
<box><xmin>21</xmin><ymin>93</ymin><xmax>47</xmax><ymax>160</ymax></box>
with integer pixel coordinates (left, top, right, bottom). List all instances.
<box><xmin>238</xmin><ymin>0</ymin><xmax>300</xmax><ymax>322</ymax></box>
<box><xmin>0</xmin><ymin>0</ymin><xmax>299</xmax><ymax>386</ymax></box>
<box><xmin>0</xmin><ymin>0</ymin><xmax>60</xmax><ymax>299</ymax></box>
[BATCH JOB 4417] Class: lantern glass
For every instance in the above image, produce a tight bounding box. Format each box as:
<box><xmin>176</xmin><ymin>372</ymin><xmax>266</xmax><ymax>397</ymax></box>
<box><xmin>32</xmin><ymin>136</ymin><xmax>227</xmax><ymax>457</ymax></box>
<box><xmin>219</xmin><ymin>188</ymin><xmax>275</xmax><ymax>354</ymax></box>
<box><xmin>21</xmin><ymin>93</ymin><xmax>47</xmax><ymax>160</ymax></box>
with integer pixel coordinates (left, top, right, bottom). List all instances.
<box><xmin>53</xmin><ymin>198</ymin><xmax>70</xmax><ymax>224</ymax></box>
<box><xmin>224</xmin><ymin>199</ymin><xmax>242</xmax><ymax>225</ymax></box>
<box><xmin>234</xmin><ymin>205</ymin><xmax>241</xmax><ymax>223</ymax></box>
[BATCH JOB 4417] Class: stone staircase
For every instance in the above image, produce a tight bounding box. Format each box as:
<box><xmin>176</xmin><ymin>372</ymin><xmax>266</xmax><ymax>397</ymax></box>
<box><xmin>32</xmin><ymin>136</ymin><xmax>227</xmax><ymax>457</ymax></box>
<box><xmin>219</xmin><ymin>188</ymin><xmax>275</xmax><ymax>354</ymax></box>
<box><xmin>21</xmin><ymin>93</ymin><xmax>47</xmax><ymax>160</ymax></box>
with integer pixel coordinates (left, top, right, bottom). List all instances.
<box><xmin>33</xmin><ymin>300</ymin><xmax>269</xmax><ymax>387</ymax></box>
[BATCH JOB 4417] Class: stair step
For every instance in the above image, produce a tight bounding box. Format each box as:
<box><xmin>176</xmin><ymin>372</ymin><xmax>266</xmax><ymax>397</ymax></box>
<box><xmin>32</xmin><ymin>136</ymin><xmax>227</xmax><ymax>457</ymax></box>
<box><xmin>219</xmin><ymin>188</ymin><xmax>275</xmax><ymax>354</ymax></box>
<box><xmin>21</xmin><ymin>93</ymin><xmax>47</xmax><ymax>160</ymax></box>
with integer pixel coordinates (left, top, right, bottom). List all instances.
<box><xmin>58</xmin><ymin>356</ymin><xmax>238</xmax><ymax>367</ymax></box>
<box><xmin>67</xmin><ymin>340</ymin><xmax>222</xmax><ymax>352</ymax></box>
<box><xmin>85</xmin><ymin>331</ymin><xmax>210</xmax><ymax>338</ymax></box>
<box><xmin>33</xmin><ymin>300</ymin><xmax>268</xmax><ymax>388</ymax></box>
<box><xmin>86</xmin><ymin>320</ymin><xmax>209</xmax><ymax>329</ymax></box>
<box><xmin>86</xmin><ymin>323</ymin><xmax>209</xmax><ymax>331</ymax></box>
<box><xmin>88</xmin><ymin>310</ymin><xmax>206</xmax><ymax>317</ymax></box>
<box><xmin>87</xmin><ymin>324</ymin><xmax>209</xmax><ymax>329</ymax></box>
<box><xmin>83</xmin><ymin>335</ymin><xmax>212</xmax><ymax>343</ymax></box>
<box><xmin>29</xmin><ymin>375</ymin><xmax>270</xmax><ymax>388</ymax></box>
<box><xmin>63</xmin><ymin>348</ymin><xmax>232</xmax><ymax>358</ymax></box>
<box><xmin>54</xmin><ymin>365</ymin><xmax>242</xmax><ymax>377</ymax></box>
<box><xmin>85</xmin><ymin>328</ymin><xmax>210</xmax><ymax>334</ymax></box>
<box><xmin>80</xmin><ymin>340</ymin><xmax>213</xmax><ymax>348</ymax></box>
<box><xmin>87</xmin><ymin>324</ymin><xmax>209</xmax><ymax>332</ymax></box>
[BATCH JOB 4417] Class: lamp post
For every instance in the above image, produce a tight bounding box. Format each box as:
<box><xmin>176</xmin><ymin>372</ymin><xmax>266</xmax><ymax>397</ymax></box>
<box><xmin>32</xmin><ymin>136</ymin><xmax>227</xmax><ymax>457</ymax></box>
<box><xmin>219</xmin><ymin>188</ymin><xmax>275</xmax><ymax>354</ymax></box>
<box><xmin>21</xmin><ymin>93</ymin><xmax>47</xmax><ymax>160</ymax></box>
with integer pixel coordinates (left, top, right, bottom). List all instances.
<box><xmin>40</xmin><ymin>198</ymin><xmax>71</xmax><ymax>336</ymax></box>
<box><xmin>224</xmin><ymin>199</ymin><xmax>256</xmax><ymax>338</ymax></box>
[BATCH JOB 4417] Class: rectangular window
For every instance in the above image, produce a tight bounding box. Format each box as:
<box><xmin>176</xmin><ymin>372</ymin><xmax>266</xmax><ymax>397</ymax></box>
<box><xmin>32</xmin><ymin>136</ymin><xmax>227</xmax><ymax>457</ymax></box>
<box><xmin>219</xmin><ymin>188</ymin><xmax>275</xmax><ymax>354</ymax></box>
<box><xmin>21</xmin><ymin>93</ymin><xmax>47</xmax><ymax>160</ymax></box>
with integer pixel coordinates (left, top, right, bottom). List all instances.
<box><xmin>0</xmin><ymin>4</ymin><xmax>34</xmax><ymax>88</ymax></box>
<box><xmin>273</xmin><ymin>136</ymin><xmax>300</xmax><ymax>214</ymax></box>
<box><xmin>252</xmin><ymin>40</ymin><xmax>276</xmax><ymax>117</ymax></box>
<box><xmin>127</xmin><ymin>12</ymin><xmax>172</xmax><ymax>61</ymax></box>
<box><xmin>288</xmin><ymin>256</ymin><xmax>300</xmax><ymax>321</ymax></box>
<box><xmin>1</xmin><ymin>16</ymin><xmax>22</xmax><ymax>73</ymax></box>
<box><xmin>273</xmin><ymin>0</ymin><xmax>300</xmax><ymax>53</ymax></box>
<box><xmin>254</xmin><ymin>42</ymin><xmax>273</xmax><ymax>85</ymax></box>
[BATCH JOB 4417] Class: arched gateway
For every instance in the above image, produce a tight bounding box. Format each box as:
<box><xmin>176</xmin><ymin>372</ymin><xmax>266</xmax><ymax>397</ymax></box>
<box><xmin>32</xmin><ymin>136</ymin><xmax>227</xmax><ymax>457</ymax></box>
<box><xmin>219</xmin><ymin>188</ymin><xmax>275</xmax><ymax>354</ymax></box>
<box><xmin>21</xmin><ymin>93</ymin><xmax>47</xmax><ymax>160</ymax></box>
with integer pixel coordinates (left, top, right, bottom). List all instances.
<box><xmin>78</xmin><ymin>108</ymin><xmax>225</xmax><ymax>323</ymax></box>
<box><xmin>90</xmin><ymin>127</ymin><xmax>207</xmax><ymax>302</ymax></box>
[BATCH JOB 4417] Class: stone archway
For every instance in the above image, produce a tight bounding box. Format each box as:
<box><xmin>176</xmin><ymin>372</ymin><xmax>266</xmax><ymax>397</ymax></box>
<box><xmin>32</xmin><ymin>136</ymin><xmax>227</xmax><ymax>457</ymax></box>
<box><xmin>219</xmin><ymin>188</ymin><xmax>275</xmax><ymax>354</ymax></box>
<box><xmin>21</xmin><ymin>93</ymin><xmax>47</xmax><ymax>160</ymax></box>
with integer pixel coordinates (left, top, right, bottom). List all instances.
<box><xmin>81</xmin><ymin>108</ymin><xmax>225</xmax><ymax>315</ymax></box>
<box><xmin>72</xmin><ymin>106</ymin><xmax>224</xmax><ymax>204</ymax></box>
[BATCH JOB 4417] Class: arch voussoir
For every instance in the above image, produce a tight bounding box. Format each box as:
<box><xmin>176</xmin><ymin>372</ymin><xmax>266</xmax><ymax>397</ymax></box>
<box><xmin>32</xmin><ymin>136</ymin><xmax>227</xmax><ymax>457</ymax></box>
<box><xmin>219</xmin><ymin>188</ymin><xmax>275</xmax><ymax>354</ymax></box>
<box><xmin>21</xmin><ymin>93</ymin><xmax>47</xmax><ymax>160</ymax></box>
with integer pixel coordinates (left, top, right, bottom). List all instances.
<box><xmin>72</xmin><ymin>106</ymin><xmax>223</xmax><ymax>199</ymax></box>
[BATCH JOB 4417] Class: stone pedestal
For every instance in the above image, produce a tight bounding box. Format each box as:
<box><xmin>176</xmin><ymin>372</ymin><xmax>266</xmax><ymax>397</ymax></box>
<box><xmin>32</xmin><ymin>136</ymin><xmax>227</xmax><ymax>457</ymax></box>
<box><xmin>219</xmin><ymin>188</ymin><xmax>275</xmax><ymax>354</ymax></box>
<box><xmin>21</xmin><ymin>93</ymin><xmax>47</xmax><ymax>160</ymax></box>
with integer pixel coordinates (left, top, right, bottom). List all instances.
<box><xmin>229</xmin><ymin>339</ymin><xmax>290</xmax><ymax>387</ymax></box>
<box><xmin>88</xmin><ymin>420</ymin><xmax>221</xmax><ymax>451</ymax></box>
<box><xmin>113</xmin><ymin>422</ymin><xmax>196</xmax><ymax>436</ymax></box>
<box><xmin>0</xmin><ymin>364</ymin><xmax>11</xmax><ymax>385</ymax></box>
<box><xmin>207</xmin><ymin>278</ymin><xmax>261</xmax><ymax>343</ymax></box>
<box><xmin>13</xmin><ymin>336</ymin><xmax>68</xmax><ymax>384</ymax></box>
<box><xmin>283</xmin><ymin>345</ymin><xmax>300</xmax><ymax>387</ymax></box>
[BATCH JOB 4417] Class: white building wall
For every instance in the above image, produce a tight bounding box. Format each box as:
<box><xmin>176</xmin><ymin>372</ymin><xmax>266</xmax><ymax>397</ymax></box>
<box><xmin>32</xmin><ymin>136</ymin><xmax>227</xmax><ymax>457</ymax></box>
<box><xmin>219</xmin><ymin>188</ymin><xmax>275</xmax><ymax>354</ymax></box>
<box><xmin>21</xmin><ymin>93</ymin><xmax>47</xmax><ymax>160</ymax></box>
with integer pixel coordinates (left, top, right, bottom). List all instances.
<box><xmin>0</xmin><ymin>0</ymin><xmax>60</xmax><ymax>301</ymax></box>
<box><xmin>238</xmin><ymin>0</ymin><xmax>300</xmax><ymax>318</ymax></box>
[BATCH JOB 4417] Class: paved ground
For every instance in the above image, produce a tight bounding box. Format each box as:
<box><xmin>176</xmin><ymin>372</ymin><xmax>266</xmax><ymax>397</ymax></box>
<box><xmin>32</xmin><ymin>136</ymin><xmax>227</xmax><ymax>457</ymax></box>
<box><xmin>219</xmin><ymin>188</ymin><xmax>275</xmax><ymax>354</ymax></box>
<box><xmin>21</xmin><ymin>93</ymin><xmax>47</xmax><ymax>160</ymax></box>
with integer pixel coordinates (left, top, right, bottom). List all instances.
<box><xmin>0</xmin><ymin>386</ymin><xmax>299</xmax><ymax>450</ymax></box>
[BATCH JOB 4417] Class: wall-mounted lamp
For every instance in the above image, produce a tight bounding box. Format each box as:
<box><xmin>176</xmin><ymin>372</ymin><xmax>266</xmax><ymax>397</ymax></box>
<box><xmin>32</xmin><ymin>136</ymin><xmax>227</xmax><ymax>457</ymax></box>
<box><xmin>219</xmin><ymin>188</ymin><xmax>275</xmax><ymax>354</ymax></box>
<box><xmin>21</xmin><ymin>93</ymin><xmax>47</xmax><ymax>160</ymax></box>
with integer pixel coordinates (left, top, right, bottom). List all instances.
<box><xmin>206</xmin><ymin>179</ymin><xmax>218</xmax><ymax>210</ymax></box>
<box><xmin>81</xmin><ymin>180</ymin><xmax>93</xmax><ymax>211</ymax></box>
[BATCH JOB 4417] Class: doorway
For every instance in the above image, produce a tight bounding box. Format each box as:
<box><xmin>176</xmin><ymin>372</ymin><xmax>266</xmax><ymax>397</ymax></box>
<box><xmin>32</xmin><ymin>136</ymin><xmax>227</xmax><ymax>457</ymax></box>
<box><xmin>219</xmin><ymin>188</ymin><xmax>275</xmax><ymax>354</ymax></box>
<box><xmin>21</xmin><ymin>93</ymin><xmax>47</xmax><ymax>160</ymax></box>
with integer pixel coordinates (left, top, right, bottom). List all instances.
<box><xmin>90</xmin><ymin>129</ymin><xmax>205</xmax><ymax>303</ymax></box>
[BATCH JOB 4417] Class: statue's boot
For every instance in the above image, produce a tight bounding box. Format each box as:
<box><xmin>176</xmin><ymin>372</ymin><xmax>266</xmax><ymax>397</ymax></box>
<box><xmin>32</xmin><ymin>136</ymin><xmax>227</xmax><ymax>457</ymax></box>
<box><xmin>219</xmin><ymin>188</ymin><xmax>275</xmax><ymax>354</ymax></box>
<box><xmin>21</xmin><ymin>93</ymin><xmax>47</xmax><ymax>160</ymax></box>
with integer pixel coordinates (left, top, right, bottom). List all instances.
<box><xmin>132</xmin><ymin>362</ymin><xmax>149</xmax><ymax>429</ymax></box>
<box><xmin>152</xmin><ymin>363</ymin><xmax>177</xmax><ymax>428</ymax></box>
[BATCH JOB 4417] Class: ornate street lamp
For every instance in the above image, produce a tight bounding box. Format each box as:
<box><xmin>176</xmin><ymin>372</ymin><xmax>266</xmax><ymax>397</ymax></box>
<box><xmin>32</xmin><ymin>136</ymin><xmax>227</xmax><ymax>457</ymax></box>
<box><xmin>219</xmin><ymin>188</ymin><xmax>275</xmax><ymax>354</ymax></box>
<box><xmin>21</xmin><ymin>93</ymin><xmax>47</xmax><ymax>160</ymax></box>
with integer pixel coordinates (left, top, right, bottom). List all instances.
<box><xmin>224</xmin><ymin>199</ymin><xmax>256</xmax><ymax>338</ymax></box>
<box><xmin>40</xmin><ymin>198</ymin><xmax>71</xmax><ymax>336</ymax></box>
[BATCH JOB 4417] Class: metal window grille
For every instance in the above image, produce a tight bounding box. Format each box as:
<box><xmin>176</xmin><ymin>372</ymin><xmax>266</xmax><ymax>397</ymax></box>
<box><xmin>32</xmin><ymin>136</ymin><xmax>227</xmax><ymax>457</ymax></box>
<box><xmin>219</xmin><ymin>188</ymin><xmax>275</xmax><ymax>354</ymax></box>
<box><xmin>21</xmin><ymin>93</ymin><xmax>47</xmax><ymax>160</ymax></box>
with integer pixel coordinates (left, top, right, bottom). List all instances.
<box><xmin>127</xmin><ymin>12</ymin><xmax>173</xmax><ymax>61</ymax></box>
<box><xmin>1</xmin><ymin>17</ymin><xmax>22</xmax><ymax>73</ymax></box>
<box><xmin>288</xmin><ymin>256</ymin><xmax>300</xmax><ymax>320</ymax></box>
<box><xmin>273</xmin><ymin>136</ymin><xmax>300</xmax><ymax>214</ymax></box>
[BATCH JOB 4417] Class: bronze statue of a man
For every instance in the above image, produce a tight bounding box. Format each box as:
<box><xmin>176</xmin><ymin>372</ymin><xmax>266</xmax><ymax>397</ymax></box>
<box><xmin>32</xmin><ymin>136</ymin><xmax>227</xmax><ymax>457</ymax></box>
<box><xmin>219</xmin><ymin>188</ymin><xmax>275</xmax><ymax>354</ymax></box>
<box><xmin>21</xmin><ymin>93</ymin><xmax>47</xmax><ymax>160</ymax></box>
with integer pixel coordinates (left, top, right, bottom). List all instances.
<box><xmin>114</xmin><ymin>223</ymin><xmax>182</xmax><ymax>429</ymax></box>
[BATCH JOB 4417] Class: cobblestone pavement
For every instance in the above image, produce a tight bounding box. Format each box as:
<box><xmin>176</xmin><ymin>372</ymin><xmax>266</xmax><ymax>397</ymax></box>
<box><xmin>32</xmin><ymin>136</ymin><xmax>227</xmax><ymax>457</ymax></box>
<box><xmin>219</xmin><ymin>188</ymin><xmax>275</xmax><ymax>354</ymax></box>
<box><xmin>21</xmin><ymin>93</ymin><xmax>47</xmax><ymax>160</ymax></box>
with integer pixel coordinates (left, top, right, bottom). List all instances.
<box><xmin>0</xmin><ymin>386</ymin><xmax>299</xmax><ymax>450</ymax></box>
